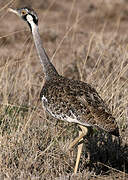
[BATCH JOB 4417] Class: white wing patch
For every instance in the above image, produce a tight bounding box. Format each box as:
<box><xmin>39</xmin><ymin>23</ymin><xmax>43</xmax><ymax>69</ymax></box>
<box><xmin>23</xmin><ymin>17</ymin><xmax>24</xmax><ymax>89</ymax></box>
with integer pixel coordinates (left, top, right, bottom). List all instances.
<box><xmin>65</xmin><ymin>110</ymin><xmax>91</xmax><ymax>127</ymax></box>
<box><xmin>42</xmin><ymin>95</ymin><xmax>48</xmax><ymax>103</ymax></box>
<box><xmin>41</xmin><ymin>95</ymin><xmax>91</xmax><ymax>127</ymax></box>
<box><xmin>66</xmin><ymin>110</ymin><xmax>79</xmax><ymax>123</ymax></box>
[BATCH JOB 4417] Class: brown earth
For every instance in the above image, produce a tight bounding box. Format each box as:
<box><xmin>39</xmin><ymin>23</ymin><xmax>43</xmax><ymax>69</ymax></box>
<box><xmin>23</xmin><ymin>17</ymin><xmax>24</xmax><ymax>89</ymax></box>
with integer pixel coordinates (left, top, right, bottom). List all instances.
<box><xmin>0</xmin><ymin>0</ymin><xmax>128</xmax><ymax>179</ymax></box>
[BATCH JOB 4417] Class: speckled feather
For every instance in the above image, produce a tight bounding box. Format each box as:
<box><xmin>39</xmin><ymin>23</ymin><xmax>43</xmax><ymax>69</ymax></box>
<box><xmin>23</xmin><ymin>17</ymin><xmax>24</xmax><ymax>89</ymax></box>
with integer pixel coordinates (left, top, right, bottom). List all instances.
<box><xmin>40</xmin><ymin>75</ymin><xmax>119</xmax><ymax>136</ymax></box>
<box><xmin>10</xmin><ymin>7</ymin><xmax>119</xmax><ymax>137</ymax></box>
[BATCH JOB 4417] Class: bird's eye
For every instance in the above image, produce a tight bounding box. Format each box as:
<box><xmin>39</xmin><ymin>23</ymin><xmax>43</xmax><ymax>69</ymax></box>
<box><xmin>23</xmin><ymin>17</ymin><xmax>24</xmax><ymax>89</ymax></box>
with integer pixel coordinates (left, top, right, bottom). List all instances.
<box><xmin>21</xmin><ymin>10</ymin><xmax>27</xmax><ymax>15</ymax></box>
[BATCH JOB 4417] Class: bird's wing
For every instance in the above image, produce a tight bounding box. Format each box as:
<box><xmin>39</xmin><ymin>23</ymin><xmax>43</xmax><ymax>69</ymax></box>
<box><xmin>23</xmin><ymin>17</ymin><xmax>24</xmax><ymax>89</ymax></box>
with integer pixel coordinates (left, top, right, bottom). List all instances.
<box><xmin>76</xmin><ymin>90</ymin><xmax>117</xmax><ymax>132</ymax></box>
<box><xmin>41</xmin><ymin>77</ymin><xmax>118</xmax><ymax>133</ymax></box>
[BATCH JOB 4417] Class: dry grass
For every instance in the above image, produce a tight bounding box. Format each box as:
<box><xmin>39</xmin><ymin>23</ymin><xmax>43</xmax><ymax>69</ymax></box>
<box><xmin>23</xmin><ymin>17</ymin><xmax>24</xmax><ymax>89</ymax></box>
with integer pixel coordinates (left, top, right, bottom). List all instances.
<box><xmin>0</xmin><ymin>0</ymin><xmax>128</xmax><ymax>179</ymax></box>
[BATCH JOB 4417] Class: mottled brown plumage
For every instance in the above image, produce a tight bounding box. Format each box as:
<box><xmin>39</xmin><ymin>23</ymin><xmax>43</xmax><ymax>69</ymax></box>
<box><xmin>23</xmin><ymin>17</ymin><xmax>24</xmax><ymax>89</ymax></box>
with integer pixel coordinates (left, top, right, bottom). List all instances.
<box><xmin>40</xmin><ymin>75</ymin><xmax>119</xmax><ymax>136</ymax></box>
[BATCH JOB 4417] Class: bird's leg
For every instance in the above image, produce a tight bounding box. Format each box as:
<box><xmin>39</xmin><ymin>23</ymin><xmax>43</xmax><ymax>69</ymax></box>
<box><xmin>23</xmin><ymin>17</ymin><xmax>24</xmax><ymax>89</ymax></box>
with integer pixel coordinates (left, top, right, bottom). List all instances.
<box><xmin>74</xmin><ymin>126</ymin><xmax>88</xmax><ymax>173</ymax></box>
<box><xmin>74</xmin><ymin>130</ymin><xmax>83</xmax><ymax>173</ymax></box>
<box><xmin>69</xmin><ymin>125</ymin><xmax>88</xmax><ymax>150</ymax></box>
<box><xmin>68</xmin><ymin>125</ymin><xmax>88</xmax><ymax>173</ymax></box>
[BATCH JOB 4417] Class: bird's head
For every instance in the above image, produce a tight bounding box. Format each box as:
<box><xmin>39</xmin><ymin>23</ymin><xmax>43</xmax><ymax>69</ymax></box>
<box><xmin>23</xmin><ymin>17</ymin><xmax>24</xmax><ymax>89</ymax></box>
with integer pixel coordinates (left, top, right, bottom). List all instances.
<box><xmin>8</xmin><ymin>7</ymin><xmax>38</xmax><ymax>30</ymax></box>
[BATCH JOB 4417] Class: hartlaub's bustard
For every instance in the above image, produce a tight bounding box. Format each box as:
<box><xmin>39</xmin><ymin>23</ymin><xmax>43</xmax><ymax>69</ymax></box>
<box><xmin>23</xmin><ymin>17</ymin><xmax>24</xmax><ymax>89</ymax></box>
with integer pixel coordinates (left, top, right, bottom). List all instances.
<box><xmin>9</xmin><ymin>7</ymin><xmax>119</xmax><ymax>173</ymax></box>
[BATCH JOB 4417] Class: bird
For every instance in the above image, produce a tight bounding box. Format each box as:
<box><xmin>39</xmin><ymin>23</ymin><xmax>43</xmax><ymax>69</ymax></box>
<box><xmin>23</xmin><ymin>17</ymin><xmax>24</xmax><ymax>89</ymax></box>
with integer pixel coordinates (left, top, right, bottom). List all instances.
<box><xmin>8</xmin><ymin>7</ymin><xmax>119</xmax><ymax>174</ymax></box>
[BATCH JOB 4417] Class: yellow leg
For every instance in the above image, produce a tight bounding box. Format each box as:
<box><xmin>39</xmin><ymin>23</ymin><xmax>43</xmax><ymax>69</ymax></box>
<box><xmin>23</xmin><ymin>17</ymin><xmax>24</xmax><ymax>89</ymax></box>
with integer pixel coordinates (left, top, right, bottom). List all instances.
<box><xmin>69</xmin><ymin>125</ymin><xmax>88</xmax><ymax>150</ymax></box>
<box><xmin>69</xmin><ymin>131</ymin><xmax>85</xmax><ymax>150</ymax></box>
<box><xmin>69</xmin><ymin>125</ymin><xmax>88</xmax><ymax>173</ymax></box>
<box><xmin>74</xmin><ymin>130</ymin><xmax>83</xmax><ymax>173</ymax></box>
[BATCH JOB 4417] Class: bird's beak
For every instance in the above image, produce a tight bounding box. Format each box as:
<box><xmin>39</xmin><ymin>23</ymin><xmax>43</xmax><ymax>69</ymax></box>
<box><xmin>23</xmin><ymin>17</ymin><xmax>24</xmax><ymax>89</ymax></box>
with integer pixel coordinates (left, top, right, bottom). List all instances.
<box><xmin>8</xmin><ymin>8</ymin><xmax>19</xmax><ymax>16</ymax></box>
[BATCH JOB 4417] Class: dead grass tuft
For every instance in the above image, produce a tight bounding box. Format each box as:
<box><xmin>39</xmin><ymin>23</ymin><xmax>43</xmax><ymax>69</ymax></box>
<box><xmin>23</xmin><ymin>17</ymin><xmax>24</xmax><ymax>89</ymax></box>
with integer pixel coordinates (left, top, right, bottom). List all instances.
<box><xmin>0</xmin><ymin>0</ymin><xmax>128</xmax><ymax>179</ymax></box>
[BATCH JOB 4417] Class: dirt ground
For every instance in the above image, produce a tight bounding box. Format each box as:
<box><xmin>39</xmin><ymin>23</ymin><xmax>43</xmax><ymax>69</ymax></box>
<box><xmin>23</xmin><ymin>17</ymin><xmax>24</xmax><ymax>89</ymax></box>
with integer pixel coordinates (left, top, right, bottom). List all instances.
<box><xmin>0</xmin><ymin>0</ymin><xmax>128</xmax><ymax>179</ymax></box>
